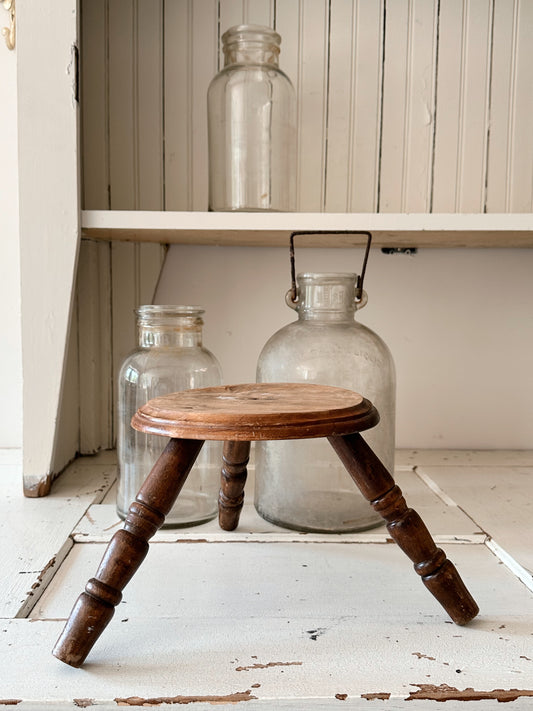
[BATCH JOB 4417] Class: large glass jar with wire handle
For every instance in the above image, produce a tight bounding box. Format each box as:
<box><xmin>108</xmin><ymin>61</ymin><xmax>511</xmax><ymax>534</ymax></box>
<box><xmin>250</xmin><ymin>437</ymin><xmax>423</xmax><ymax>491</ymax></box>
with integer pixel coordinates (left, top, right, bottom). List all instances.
<box><xmin>255</xmin><ymin>237</ymin><xmax>396</xmax><ymax>533</ymax></box>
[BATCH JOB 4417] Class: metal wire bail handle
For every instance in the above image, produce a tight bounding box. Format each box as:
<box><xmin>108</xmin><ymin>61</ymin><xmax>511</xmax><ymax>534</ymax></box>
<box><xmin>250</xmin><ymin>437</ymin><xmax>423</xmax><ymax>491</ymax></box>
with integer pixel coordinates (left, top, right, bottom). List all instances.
<box><xmin>286</xmin><ymin>230</ymin><xmax>373</xmax><ymax>310</ymax></box>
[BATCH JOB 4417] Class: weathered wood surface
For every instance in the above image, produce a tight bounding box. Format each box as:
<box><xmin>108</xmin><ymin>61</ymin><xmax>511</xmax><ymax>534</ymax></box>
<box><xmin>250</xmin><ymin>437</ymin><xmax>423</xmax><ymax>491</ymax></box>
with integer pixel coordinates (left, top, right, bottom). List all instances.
<box><xmin>26</xmin><ymin>544</ymin><xmax>533</xmax><ymax>705</ymax></box>
<box><xmin>73</xmin><ymin>464</ymin><xmax>484</xmax><ymax>544</ymax></box>
<box><xmin>1</xmin><ymin>448</ymin><xmax>532</xmax><ymax>706</ymax></box>
<box><xmin>132</xmin><ymin>383</ymin><xmax>378</xmax><ymax>441</ymax></box>
<box><xmin>0</xmin><ymin>452</ymin><xmax>115</xmax><ymax>618</ymax></box>
<box><xmin>417</xmin><ymin>464</ymin><xmax>533</xmax><ymax>591</ymax></box>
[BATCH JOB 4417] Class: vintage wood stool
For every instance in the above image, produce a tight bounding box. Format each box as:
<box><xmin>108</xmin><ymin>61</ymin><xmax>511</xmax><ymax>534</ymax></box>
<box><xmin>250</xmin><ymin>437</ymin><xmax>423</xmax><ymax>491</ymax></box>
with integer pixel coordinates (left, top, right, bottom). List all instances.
<box><xmin>53</xmin><ymin>383</ymin><xmax>479</xmax><ymax>667</ymax></box>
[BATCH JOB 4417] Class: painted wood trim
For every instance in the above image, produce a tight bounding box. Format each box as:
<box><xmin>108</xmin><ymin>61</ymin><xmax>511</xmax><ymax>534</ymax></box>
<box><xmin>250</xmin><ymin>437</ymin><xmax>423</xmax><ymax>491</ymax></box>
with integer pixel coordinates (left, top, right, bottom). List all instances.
<box><xmin>17</xmin><ymin>0</ymin><xmax>81</xmax><ymax>496</ymax></box>
<box><xmin>81</xmin><ymin>209</ymin><xmax>533</xmax><ymax>247</ymax></box>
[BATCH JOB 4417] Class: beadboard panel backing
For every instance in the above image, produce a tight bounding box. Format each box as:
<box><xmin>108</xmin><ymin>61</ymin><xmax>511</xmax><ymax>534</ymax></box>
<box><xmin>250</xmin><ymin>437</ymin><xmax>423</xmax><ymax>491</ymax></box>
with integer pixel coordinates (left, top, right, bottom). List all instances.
<box><xmin>75</xmin><ymin>240</ymin><xmax>166</xmax><ymax>455</ymax></box>
<box><xmin>81</xmin><ymin>0</ymin><xmax>533</xmax><ymax>214</ymax></box>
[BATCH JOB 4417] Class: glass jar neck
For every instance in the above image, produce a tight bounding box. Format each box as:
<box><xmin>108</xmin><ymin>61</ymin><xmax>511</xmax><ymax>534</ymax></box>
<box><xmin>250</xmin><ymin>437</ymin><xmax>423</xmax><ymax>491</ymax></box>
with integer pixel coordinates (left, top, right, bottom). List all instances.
<box><xmin>222</xmin><ymin>24</ymin><xmax>280</xmax><ymax>67</ymax></box>
<box><xmin>136</xmin><ymin>306</ymin><xmax>204</xmax><ymax>348</ymax></box>
<box><xmin>295</xmin><ymin>273</ymin><xmax>358</xmax><ymax>323</ymax></box>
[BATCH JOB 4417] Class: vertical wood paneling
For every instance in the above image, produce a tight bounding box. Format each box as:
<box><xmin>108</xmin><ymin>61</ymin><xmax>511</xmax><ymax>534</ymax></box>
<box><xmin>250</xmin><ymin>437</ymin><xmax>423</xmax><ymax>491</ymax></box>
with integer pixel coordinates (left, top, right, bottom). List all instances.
<box><xmin>191</xmin><ymin>2</ymin><xmax>219</xmax><ymax>210</ymax></box>
<box><xmin>163</xmin><ymin>0</ymin><xmax>192</xmax><ymax>210</ymax></box>
<box><xmin>80</xmin><ymin>0</ymin><xmax>109</xmax><ymax>209</ymax></box>
<box><xmin>82</xmin><ymin>0</ymin><xmax>533</xmax><ymax>216</ymax></box>
<box><xmin>379</xmin><ymin>0</ymin><xmax>438</xmax><ymax>213</ymax></box>
<box><xmin>108</xmin><ymin>0</ymin><xmax>164</xmax><ymax>209</ymax></box>
<box><xmin>277</xmin><ymin>0</ymin><xmax>329</xmax><ymax>211</ymax></box>
<box><xmin>326</xmin><ymin>0</ymin><xmax>383</xmax><ymax>212</ymax></box>
<box><xmin>164</xmin><ymin>0</ymin><xmax>217</xmax><ymax>211</ymax></box>
<box><xmin>108</xmin><ymin>0</ymin><xmax>136</xmax><ymax>208</ymax></box>
<box><xmin>486</xmin><ymin>0</ymin><xmax>517</xmax><ymax>212</ymax></box>
<box><xmin>432</xmin><ymin>0</ymin><xmax>492</xmax><ymax>212</ymax></box>
<box><xmin>111</xmin><ymin>243</ymin><xmax>165</xmax><ymax>442</ymax></box>
<box><xmin>77</xmin><ymin>240</ymin><xmax>113</xmax><ymax>453</ymax></box>
<box><xmin>219</xmin><ymin>1</ymin><xmax>249</xmax><ymax>70</ymax></box>
<box><xmin>244</xmin><ymin>0</ymin><xmax>274</xmax><ymax>26</ymax></box>
<box><xmin>507</xmin><ymin>0</ymin><xmax>533</xmax><ymax>212</ymax></box>
<box><xmin>136</xmin><ymin>0</ymin><xmax>164</xmax><ymax>210</ymax></box>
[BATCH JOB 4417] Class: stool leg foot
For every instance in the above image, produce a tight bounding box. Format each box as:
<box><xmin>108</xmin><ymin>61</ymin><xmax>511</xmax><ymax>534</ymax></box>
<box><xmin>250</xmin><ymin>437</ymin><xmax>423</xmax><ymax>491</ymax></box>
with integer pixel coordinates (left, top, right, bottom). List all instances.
<box><xmin>53</xmin><ymin>438</ymin><xmax>204</xmax><ymax>667</ymax></box>
<box><xmin>218</xmin><ymin>440</ymin><xmax>250</xmax><ymax>531</ymax></box>
<box><xmin>329</xmin><ymin>433</ymin><xmax>479</xmax><ymax>626</ymax></box>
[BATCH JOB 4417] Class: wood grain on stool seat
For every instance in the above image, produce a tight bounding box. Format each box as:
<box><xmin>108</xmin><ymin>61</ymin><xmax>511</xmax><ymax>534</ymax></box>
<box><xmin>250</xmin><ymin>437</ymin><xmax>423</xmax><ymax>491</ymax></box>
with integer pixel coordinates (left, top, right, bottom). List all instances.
<box><xmin>131</xmin><ymin>383</ymin><xmax>379</xmax><ymax>441</ymax></box>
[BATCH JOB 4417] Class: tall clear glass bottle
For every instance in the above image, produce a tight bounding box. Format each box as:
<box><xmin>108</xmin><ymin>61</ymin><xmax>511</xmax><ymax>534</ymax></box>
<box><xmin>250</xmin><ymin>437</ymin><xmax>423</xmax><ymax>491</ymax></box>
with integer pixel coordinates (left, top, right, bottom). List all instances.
<box><xmin>207</xmin><ymin>24</ymin><xmax>296</xmax><ymax>212</ymax></box>
<box><xmin>116</xmin><ymin>305</ymin><xmax>222</xmax><ymax>527</ymax></box>
<box><xmin>256</xmin><ymin>273</ymin><xmax>396</xmax><ymax>533</ymax></box>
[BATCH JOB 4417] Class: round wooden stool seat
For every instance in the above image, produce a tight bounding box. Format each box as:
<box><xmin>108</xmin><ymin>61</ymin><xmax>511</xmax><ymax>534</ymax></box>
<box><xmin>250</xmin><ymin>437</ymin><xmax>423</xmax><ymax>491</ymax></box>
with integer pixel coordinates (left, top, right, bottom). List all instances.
<box><xmin>132</xmin><ymin>383</ymin><xmax>379</xmax><ymax>441</ymax></box>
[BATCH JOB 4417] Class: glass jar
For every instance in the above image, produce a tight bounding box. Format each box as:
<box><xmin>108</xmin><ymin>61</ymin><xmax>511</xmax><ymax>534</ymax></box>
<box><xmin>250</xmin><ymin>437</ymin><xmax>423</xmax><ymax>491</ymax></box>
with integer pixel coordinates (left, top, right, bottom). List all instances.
<box><xmin>116</xmin><ymin>305</ymin><xmax>223</xmax><ymax>527</ymax></box>
<box><xmin>207</xmin><ymin>24</ymin><xmax>296</xmax><ymax>212</ymax></box>
<box><xmin>255</xmin><ymin>273</ymin><xmax>396</xmax><ymax>533</ymax></box>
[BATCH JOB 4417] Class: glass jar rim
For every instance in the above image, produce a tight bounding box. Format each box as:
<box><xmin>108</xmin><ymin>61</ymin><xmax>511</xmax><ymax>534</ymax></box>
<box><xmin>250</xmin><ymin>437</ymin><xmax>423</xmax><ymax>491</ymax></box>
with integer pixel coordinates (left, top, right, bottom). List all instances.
<box><xmin>135</xmin><ymin>305</ymin><xmax>205</xmax><ymax>319</ymax></box>
<box><xmin>222</xmin><ymin>24</ymin><xmax>281</xmax><ymax>48</ymax></box>
<box><xmin>297</xmin><ymin>272</ymin><xmax>358</xmax><ymax>282</ymax></box>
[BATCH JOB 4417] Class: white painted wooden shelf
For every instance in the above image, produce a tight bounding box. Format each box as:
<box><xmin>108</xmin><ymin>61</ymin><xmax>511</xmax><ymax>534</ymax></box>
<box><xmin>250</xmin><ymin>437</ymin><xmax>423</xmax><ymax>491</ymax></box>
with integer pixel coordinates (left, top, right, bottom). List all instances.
<box><xmin>81</xmin><ymin>210</ymin><xmax>533</xmax><ymax>248</ymax></box>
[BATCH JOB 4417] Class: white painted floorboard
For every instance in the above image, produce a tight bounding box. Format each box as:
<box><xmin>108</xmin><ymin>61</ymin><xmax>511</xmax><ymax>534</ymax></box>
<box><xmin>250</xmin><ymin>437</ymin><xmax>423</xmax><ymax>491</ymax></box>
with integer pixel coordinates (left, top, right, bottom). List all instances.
<box><xmin>417</xmin><ymin>464</ymin><xmax>533</xmax><ymax>587</ymax></box>
<box><xmin>0</xmin><ymin>450</ymin><xmax>532</xmax><ymax>708</ymax></box>
<box><xmin>72</xmin><ymin>468</ymin><xmax>483</xmax><ymax>544</ymax></box>
<box><xmin>0</xmin><ymin>452</ymin><xmax>116</xmax><ymax>618</ymax></box>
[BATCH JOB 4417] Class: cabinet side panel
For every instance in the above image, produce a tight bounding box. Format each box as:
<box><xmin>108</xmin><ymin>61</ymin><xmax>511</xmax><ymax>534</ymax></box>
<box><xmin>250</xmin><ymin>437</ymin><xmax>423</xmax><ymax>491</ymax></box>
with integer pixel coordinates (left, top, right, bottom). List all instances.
<box><xmin>18</xmin><ymin>0</ymin><xmax>81</xmax><ymax>493</ymax></box>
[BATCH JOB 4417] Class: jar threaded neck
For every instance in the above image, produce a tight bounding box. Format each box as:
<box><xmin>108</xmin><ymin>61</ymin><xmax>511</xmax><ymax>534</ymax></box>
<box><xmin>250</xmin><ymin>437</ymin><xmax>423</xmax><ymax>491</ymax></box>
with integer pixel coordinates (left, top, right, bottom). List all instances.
<box><xmin>222</xmin><ymin>24</ymin><xmax>281</xmax><ymax>67</ymax></box>
<box><xmin>136</xmin><ymin>305</ymin><xmax>204</xmax><ymax>348</ymax></box>
<box><xmin>295</xmin><ymin>273</ymin><xmax>358</xmax><ymax>322</ymax></box>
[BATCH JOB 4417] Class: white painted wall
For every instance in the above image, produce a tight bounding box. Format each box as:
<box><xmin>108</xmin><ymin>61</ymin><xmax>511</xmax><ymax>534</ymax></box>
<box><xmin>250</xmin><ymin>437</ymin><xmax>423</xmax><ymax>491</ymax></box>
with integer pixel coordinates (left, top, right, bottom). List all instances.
<box><xmin>156</xmin><ymin>245</ymin><xmax>533</xmax><ymax>450</ymax></box>
<box><xmin>0</xmin><ymin>44</ymin><xmax>22</xmax><ymax>448</ymax></box>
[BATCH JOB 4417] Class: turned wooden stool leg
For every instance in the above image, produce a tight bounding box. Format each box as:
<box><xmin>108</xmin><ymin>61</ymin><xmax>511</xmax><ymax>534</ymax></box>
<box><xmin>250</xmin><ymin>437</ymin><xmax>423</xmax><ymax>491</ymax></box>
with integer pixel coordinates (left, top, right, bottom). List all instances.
<box><xmin>218</xmin><ymin>440</ymin><xmax>251</xmax><ymax>531</ymax></box>
<box><xmin>329</xmin><ymin>433</ymin><xmax>479</xmax><ymax>626</ymax></box>
<box><xmin>53</xmin><ymin>437</ymin><xmax>204</xmax><ymax>667</ymax></box>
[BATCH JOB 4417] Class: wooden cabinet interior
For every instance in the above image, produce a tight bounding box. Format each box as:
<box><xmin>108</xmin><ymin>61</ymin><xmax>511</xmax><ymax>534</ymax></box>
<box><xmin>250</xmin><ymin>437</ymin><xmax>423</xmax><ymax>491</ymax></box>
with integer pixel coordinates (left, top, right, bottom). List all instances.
<box><xmin>20</xmin><ymin>1</ymin><xmax>533</xmax><ymax>498</ymax></box>
<box><xmin>80</xmin><ymin>0</ymin><xmax>533</xmax><ymax>246</ymax></box>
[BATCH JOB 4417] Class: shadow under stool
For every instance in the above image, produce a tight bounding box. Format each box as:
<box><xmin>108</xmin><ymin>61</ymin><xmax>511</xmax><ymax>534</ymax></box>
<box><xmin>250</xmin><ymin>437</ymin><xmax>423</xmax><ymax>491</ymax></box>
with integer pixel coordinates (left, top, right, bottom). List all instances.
<box><xmin>53</xmin><ymin>383</ymin><xmax>479</xmax><ymax>667</ymax></box>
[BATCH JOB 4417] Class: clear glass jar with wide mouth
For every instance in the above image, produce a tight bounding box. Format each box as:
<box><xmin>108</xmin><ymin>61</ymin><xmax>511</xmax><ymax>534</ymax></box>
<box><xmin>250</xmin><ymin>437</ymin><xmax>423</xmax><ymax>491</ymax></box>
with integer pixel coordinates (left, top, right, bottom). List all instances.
<box><xmin>255</xmin><ymin>273</ymin><xmax>396</xmax><ymax>533</ymax></box>
<box><xmin>207</xmin><ymin>24</ymin><xmax>296</xmax><ymax>212</ymax></box>
<box><xmin>116</xmin><ymin>305</ymin><xmax>223</xmax><ymax>527</ymax></box>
